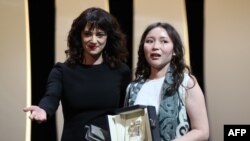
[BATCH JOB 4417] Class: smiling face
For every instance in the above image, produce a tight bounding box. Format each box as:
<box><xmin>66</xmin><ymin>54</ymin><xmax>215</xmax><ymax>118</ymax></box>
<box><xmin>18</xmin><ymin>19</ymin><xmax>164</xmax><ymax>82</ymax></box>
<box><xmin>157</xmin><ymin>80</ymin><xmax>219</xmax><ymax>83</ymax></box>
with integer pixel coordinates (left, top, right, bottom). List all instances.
<box><xmin>144</xmin><ymin>27</ymin><xmax>175</xmax><ymax>70</ymax></box>
<box><xmin>81</xmin><ymin>23</ymin><xmax>108</xmax><ymax>63</ymax></box>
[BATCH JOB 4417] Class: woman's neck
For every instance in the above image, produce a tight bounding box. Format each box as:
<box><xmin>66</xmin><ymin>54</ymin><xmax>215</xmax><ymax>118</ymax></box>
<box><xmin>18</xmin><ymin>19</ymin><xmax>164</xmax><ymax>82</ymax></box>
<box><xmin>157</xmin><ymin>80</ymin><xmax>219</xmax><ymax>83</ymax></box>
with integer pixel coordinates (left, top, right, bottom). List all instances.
<box><xmin>83</xmin><ymin>53</ymin><xmax>103</xmax><ymax>65</ymax></box>
<box><xmin>149</xmin><ymin>64</ymin><xmax>169</xmax><ymax>80</ymax></box>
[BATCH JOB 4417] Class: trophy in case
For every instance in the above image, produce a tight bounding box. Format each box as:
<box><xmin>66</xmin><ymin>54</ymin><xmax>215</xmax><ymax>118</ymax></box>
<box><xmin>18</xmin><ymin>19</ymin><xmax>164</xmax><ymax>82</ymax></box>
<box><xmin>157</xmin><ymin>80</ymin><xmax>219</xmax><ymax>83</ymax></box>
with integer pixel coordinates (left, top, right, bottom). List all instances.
<box><xmin>107</xmin><ymin>105</ymin><xmax>160</xmax><ymax>141</ymax></box>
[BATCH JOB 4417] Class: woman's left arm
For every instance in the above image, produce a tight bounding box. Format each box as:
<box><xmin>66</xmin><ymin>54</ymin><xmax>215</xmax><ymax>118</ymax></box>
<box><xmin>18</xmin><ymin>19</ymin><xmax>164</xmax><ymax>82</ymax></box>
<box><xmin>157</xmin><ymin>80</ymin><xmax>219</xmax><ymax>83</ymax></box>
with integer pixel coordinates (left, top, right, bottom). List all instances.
<box><xmin>174</xmin><ymin>76</ymin><xmax>209</xmax><ymax>141</ymax></box>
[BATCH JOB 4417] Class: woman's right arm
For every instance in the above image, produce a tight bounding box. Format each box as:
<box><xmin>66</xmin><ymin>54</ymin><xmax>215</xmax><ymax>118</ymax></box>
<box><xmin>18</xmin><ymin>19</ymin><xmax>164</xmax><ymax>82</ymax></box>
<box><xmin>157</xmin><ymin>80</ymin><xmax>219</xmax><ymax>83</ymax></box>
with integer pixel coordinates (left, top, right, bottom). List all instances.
<box><xmin>23</xmin><ymin>63</ymin><xmax>63</xmax><ymax>122</ymax></box>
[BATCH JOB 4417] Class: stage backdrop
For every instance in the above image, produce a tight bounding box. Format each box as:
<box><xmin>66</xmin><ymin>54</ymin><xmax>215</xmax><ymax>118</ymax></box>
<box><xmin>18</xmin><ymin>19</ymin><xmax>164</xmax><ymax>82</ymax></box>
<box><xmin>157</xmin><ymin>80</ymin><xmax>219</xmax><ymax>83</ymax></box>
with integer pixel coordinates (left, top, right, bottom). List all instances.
<box><xmin>205</xmin><ymin>0</ymin><xmax>250</xmax><ymax>141</ymax></box>
<box><xmin>0</xmin><ymin>0</ymin><xmax>30</xmax><ymax>141</ymax></box>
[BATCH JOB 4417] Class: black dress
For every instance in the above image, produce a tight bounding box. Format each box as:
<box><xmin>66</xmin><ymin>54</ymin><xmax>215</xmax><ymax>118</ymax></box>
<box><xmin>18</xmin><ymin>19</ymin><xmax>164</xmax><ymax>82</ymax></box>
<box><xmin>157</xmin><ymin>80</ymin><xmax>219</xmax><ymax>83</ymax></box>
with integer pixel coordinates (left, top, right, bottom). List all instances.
<box><xmin>38</xmin><ymin>62</ymin><xmax>131</xmax><ymax>141</ymax></box>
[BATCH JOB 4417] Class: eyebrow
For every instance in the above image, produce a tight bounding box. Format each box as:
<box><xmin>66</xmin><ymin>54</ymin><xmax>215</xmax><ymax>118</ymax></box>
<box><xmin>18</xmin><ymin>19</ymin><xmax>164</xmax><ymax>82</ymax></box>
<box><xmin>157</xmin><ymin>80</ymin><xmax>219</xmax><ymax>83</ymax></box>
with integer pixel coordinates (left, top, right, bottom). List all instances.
<box><xmin>146</xmin><ymin>36</ymin><xmax>169</xmax><ymax>39</ymax></box>
<box><xmin>83</xmin><ymin>29</ymin><xmax>106</xmax><ymax>33</ymax></box>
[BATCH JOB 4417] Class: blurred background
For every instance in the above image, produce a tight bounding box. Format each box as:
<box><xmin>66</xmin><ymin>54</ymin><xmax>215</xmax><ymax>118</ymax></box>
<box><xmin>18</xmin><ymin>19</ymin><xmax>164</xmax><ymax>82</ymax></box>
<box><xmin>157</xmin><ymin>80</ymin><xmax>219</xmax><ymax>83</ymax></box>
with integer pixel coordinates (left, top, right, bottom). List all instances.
<box><xmin>0</xmin><ymin>0</ymin><xmax>250</xmax><ymax>141</ymax></box>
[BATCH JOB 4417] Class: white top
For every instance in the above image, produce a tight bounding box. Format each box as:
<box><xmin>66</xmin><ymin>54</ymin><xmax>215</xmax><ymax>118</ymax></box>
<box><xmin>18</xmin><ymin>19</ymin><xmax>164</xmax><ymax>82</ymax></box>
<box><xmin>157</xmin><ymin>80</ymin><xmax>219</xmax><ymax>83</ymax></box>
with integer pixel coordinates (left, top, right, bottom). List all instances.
<box><xmin>134</xmin><ymin>76</ymin><xmax>165</xmax><ymax>114</ymax></box>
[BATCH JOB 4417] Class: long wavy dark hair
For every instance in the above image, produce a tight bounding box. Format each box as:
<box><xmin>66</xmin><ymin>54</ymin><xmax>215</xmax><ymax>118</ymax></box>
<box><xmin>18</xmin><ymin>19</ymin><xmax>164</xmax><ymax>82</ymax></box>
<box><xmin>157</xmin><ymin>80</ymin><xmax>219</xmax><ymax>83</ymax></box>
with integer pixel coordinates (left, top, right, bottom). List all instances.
<box><xmin>65</xmin><ymin>7</ymin><xmax>128</xmax><ymax>69</ymax></box>
<box><xmin>135</xmin><ymin>22</ymin><xmax>194</xmax><ymax>95</ymax></box>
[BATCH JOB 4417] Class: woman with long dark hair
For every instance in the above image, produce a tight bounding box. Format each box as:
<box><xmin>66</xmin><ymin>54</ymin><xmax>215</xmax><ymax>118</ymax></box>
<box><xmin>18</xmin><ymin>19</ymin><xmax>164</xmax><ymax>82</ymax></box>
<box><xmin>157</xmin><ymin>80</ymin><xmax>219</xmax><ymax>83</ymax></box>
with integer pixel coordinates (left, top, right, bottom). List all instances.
<box><xmin>125</xmin><ymin>22</ymin><xmax>209</xmax><ymax>141</ymax></box>
<box><xmin>24</xmin><ymin>7</ymin><xmax>131</xmax><ymax>141</ymax></box>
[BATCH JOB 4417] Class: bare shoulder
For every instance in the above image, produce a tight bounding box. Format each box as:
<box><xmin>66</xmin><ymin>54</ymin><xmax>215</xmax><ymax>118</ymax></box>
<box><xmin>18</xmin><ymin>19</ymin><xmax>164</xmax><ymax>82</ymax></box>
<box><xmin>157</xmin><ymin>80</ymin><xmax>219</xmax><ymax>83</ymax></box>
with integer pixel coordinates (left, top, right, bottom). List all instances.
<box><xmin>186</xmin><ymin>74</ymin><xmax>204</xmax><ymax>99</ymax></box>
